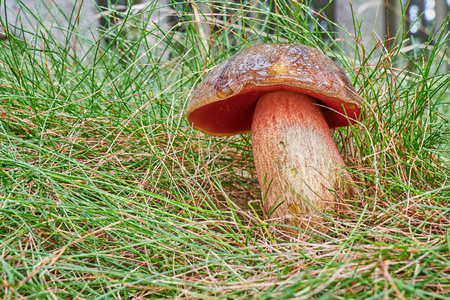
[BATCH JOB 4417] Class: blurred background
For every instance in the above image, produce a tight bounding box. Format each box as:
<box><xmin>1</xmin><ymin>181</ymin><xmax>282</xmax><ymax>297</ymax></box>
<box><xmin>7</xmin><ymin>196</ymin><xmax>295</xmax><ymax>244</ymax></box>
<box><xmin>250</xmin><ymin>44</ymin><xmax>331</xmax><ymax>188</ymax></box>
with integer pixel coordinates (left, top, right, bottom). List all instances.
<box><xmin>1</xmin><ymin>1</ymin><xmax>449</xmax><ymax>52</ymax></box>
<box><xmin>1</xmin><ymin>0</ymin><xmax>449</xmax><ymax>77</ymax></box>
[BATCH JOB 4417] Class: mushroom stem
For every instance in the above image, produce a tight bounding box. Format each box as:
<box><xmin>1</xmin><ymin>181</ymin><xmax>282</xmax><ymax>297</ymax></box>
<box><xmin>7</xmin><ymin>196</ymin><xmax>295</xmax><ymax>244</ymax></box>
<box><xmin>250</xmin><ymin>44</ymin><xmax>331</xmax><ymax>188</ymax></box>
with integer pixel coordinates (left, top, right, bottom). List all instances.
<box><xmin>251</xmin><ymin>90</ymin><xmax>353</xmax><ymax>223</ymax></box>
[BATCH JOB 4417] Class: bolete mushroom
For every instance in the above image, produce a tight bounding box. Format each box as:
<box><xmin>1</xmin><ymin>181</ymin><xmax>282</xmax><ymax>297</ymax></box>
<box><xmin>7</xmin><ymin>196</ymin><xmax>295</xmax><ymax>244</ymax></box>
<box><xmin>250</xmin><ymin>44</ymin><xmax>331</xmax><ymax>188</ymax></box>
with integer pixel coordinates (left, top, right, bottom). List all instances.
<box><xmin>187</xmin><ymin>43</ymin><xmax>362</xmax><ymax>225</ymax></box>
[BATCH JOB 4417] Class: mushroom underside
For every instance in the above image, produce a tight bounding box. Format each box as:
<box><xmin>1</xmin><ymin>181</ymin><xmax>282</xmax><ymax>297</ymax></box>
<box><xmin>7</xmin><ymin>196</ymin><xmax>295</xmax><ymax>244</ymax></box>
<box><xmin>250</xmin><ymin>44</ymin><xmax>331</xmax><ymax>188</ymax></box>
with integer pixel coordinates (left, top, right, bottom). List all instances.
<box><xmin>187</xmin><ymin>84</ymin><xmax>360</xmax><ymax>136</ymax></box>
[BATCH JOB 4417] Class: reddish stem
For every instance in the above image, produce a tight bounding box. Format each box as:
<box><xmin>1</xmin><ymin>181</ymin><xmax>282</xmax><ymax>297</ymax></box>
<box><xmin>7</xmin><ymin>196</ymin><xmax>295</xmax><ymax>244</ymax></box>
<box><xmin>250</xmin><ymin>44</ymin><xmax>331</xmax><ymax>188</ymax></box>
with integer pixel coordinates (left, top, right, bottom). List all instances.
<box><xmin>251</xmin><ymin>90</ymin><xmax>351</xmax><ymax>223</ymax></box>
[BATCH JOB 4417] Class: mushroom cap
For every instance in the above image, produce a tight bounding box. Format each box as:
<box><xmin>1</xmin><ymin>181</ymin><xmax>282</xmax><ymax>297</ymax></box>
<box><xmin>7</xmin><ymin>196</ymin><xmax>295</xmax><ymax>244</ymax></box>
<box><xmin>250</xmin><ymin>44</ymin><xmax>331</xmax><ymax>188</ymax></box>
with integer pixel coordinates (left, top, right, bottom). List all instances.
<box><xmin>187</xmin><ymin>43</ymin><xmax>362</xmax><ymax>136</ymax></box>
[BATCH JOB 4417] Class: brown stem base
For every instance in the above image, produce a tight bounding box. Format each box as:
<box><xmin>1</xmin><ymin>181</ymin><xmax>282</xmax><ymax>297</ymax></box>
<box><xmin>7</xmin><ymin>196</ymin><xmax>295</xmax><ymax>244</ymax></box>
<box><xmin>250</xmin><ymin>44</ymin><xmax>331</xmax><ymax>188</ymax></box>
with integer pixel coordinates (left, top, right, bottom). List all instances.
<box><xmin>251</xmin><ymin>90</ymin><xmax>355</xmax><ymax>226</ymax></box>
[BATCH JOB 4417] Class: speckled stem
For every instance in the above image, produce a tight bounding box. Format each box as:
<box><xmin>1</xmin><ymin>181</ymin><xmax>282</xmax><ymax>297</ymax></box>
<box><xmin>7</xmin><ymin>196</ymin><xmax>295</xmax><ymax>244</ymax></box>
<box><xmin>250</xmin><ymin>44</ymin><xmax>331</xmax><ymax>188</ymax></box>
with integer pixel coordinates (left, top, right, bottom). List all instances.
<box><xmin>251</xmin><ymin>91</ymin><xmax>353</xmax><ymax>224</ymax></box>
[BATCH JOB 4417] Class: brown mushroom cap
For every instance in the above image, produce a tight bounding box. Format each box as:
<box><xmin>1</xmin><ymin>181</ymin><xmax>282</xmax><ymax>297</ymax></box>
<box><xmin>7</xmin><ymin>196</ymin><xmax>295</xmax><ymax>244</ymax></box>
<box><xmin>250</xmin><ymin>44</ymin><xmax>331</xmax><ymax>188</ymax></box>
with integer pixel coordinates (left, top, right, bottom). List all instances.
<box><xmin>187</xmin><ymin>43</ymin><xmax>362</xmax><ymax>136</ymax></box>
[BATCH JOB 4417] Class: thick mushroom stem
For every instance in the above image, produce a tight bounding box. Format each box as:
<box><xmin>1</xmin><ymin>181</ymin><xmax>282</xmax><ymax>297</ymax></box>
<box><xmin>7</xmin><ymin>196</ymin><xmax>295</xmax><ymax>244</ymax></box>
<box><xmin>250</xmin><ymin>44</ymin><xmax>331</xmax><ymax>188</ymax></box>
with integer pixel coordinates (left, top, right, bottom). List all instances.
<box><xmin>251</xmin><ymin>90</ymin><xmax>353</xmax><ymax>223</ymax></box>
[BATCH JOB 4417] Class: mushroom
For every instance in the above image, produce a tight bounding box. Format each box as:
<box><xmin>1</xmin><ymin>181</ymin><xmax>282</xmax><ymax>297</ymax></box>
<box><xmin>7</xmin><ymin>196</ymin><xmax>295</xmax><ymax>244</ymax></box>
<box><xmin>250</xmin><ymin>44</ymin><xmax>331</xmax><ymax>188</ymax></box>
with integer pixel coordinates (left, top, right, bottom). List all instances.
<box><xmin>187</xmin><ymin>43</ymin><xmax>362</xmax><ymax>225</ymax></box>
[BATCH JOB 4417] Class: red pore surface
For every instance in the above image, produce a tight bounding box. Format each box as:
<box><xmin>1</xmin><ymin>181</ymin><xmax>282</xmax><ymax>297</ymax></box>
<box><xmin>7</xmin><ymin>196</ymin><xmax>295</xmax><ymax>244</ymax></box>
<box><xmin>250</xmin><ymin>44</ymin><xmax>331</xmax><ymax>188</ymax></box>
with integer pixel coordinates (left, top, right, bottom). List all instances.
<box><xmin>188</xmin><ymin>84</ymin><xmax>360</xmax><ymax>136</ymax></box>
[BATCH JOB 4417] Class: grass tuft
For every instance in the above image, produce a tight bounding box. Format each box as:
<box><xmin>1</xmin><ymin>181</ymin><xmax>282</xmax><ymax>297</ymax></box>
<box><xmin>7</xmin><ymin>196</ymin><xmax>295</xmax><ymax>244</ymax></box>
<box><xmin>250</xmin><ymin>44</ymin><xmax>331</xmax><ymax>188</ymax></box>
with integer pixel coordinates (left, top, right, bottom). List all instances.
<box><xmin>1</xmin><ymin>0</ymin><xmax>449</xmax><ymax>298</ymax></box>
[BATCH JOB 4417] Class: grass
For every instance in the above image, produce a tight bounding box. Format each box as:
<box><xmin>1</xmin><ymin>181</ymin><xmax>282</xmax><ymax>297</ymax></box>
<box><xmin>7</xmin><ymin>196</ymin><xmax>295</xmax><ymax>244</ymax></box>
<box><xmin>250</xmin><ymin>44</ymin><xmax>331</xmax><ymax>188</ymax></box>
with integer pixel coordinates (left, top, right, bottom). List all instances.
<box><xmin>0</xmin><ymin>0</ymin><xmax>449</xmax><ymax>298</ymax></box>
